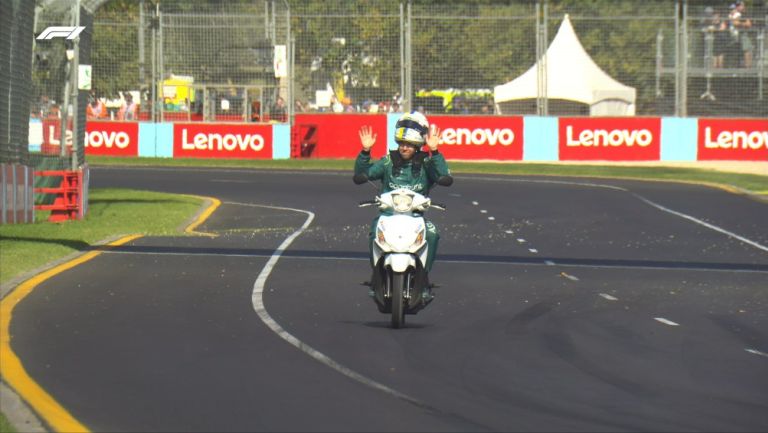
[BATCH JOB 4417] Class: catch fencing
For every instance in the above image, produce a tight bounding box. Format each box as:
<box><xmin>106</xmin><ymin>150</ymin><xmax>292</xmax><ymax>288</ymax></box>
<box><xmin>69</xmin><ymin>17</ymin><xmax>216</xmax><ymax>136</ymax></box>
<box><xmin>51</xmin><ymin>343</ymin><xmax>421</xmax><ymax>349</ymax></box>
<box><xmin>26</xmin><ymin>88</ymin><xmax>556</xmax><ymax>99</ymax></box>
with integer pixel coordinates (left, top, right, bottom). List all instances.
<box><xmin>289</xmin><ymin>0</ymin><xmax>765</xmax><ymax>118</ymax></box>
<box><xmin>20</xmin><ymin>0</ymin><xmax>768</xmax><ymax>148</ymax></box>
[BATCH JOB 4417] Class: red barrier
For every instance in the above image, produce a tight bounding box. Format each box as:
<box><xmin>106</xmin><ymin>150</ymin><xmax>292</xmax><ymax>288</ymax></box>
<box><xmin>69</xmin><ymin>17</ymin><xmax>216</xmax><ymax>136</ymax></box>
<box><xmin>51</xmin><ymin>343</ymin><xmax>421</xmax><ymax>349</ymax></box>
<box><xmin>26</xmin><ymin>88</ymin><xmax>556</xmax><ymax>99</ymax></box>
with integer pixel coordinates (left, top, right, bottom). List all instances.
<box><xmin>429</xmin><ymin>115</ymin><xmax>524</xmax><ymax>160</ymax></box>
<box><xmin>84</xmin><ymin>121</ymin><xmax>139</xmax><ymax>156</ymax></box>
<box><xmin>34</xmin><ymin>170</ymin><xmax>83</xmax><ymax>222</ymax></box>
<box><xmin>172</xmin><ymin>123</ymin><xmax>274</xmax><ymax>159</ymax></box>
<box><xmin>294</xmin><ymin>114</ymin><xmax>387</xmax><ymax>158</ymax></box>
<box><xmin>559</xmin><ymin>117</ymin><xmax>661</xmax><ymax>161</ymax></box>
<box><xmin>698</xmin><ymin>118</ymin><xmax>768</xmax><ymax>161</ymax></box>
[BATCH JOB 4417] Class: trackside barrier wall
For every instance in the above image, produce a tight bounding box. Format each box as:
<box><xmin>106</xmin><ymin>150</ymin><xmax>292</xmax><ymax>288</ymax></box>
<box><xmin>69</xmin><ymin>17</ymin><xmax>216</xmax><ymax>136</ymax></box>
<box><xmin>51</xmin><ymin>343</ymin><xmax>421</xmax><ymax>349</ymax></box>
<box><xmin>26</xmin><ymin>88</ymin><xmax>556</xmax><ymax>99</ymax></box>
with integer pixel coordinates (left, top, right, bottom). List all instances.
<box><xmin>33</xmin><ymin>116</ymin><xmax>768</xmax><ymax>163</ymax></box>
<box><xmin>1</xmin><ymin>164</ymin><xmax>35</xmax><ymax>224</ymax></box>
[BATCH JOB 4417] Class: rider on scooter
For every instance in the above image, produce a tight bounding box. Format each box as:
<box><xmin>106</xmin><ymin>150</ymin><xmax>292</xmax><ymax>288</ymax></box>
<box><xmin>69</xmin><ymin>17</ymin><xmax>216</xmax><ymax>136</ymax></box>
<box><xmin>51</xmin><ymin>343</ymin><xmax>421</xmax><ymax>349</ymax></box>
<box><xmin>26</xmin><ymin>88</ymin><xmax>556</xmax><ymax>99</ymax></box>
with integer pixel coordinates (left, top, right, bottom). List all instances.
<box><xmin>355</xmin><ymin>111</ymin><xmax>452</xmax><ymax>273</ymax></box>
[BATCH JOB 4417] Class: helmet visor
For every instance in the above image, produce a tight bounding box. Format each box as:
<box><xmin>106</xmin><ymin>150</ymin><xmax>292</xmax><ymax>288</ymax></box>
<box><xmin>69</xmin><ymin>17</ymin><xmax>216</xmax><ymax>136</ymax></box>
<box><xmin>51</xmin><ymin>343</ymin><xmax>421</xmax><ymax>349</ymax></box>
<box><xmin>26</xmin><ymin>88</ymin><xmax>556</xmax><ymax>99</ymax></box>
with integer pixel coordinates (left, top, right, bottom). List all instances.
<box><xmin>395</xmin><ymin>119</ymin><xmax>428</xmax><ymax>136</ymax></box>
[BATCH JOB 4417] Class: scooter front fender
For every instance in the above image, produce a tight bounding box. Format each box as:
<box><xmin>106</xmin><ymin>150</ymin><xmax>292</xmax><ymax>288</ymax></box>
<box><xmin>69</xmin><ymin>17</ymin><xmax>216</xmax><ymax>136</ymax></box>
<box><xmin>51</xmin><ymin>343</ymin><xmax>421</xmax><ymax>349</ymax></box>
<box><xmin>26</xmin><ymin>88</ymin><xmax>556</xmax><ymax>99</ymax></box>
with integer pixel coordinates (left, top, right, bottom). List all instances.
<box><xmin>385</xmin><ymin>254</ymin><xmax>416</xmax><ymax>273</ymax></box>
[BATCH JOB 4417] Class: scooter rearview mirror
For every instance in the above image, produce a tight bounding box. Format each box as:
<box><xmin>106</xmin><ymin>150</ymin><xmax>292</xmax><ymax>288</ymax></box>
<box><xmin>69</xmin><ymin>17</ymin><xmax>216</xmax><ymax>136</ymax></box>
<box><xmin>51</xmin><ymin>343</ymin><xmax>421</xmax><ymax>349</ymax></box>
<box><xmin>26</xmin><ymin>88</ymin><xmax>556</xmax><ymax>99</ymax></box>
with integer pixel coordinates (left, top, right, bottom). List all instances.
<box><xmin>437</xmin><ymin>175</ymin><xmax>454</xmax><ymax>187</ymax></box>
<box><xmin>353</xmin><ymin>173</ymin><xmax>369</xmax><ymax>184</ymax></box>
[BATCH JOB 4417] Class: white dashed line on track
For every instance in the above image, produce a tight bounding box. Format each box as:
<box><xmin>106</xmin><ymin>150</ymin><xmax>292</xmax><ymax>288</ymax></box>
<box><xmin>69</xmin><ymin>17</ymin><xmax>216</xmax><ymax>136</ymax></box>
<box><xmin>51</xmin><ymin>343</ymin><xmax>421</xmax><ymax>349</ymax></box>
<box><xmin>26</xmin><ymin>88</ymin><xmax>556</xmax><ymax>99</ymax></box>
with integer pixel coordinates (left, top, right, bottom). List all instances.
<box><xmin>654</xmin><ymin>317</ymin><xmax>680</xmax><ymax>326</ymax></box>
<box><xmin>745</xmin><ymin>349</ymin><xmax>768</xmax><ymax>358</ymax></box>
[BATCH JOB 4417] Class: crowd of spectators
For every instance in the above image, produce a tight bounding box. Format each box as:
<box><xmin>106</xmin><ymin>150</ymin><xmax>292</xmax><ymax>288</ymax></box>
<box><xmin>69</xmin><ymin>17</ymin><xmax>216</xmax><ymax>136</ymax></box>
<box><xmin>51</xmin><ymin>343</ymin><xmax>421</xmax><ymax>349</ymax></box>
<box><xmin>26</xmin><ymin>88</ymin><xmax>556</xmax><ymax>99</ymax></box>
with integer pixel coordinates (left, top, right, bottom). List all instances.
<box><xmin>700</xmin><ymin>1</ymin><xmax>758</xmax><ymax>69</ymax></box>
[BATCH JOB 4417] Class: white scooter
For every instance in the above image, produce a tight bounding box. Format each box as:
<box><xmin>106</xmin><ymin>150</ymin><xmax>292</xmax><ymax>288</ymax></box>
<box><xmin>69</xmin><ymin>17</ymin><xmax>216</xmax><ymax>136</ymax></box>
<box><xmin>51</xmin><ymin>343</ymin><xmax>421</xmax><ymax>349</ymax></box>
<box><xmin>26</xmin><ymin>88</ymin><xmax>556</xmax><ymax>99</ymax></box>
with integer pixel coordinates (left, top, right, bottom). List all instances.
<box><xmin>356</xmin><ymin>176</ymin><xmax>450</xmax><ymax>328</ymax></box>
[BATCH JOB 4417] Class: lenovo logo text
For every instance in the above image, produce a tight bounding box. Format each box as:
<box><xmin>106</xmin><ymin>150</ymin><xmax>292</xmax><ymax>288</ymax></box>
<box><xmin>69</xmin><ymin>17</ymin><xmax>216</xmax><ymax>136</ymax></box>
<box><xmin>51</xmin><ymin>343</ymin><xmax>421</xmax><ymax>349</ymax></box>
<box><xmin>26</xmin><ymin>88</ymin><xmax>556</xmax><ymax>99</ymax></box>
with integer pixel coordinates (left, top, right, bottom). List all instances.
<box><xmin>440</xmin><ymin>128</ymin><xmax>515</xmax><ymax>146</ymax></box>
<box><xmin>704</xmin><ymin>127</ymin><xmax>768</xmax><ymax>150</ymax></box>
<box><xmin>86</xmin><ymin>131</ymin><xmax>130</xmax><ymax>149</ymax></box>
<box><xmin>181</xmin><ymin>129</ymin><xmax>264</xmax><ymax>152</ymax></box>
<box><xmin>566</xmin><ymin>126</ymin><xmax>653</xmax><ymax>147</ymax></box>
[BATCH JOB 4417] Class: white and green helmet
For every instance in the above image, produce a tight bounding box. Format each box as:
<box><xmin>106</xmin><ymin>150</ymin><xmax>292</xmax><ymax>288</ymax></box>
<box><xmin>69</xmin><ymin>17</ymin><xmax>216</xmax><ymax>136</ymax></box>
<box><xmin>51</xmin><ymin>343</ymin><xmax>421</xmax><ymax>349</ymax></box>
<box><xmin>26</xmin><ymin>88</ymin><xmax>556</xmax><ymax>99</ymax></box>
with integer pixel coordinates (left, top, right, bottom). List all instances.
<box><xmin>394</xmin><ymin>111</ymin><xmax>429</xmax><ymax>146</ymax></box>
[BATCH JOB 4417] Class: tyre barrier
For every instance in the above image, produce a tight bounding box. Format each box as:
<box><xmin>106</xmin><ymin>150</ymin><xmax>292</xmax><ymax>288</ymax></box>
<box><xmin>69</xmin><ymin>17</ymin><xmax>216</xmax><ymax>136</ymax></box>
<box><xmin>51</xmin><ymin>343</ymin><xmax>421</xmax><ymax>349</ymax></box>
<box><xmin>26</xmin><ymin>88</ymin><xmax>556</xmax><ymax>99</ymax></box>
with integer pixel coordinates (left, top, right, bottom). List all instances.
<box><xmin>33</xmin><ymin>170</ymin><xmax>84</xmax><ymax>222</ymax></box>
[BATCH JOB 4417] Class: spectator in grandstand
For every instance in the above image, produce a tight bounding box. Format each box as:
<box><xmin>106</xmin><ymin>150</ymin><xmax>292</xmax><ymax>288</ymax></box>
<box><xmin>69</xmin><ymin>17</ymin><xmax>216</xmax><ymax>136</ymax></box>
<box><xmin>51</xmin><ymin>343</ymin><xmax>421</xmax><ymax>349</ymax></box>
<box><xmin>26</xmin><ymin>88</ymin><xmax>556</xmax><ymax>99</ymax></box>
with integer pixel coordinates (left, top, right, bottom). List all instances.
<box><xmin>31</xmin><ymin>95</ymin><xmax>51</xmax><ymax>118</ymax></box>
<box><xmin>86</xmin><ymin>93</ymin><xmax>106</xmax><ymax>119</ymax></box>
<box><xmin>251</xmin><ymin>100</ymin><xmax>262</xmax><ymax>122</ymax></box>
<box><xmin>270</xmin><ymin>96</ymin><xmax>287</xmax><ymax>122</ymax></box>
<box><xmin>728</xmin><ymin>1</ymin><xmax>753</xmax><ymax>68</ymax></box>
<box><xmin>343</xmin><ymin>97</ymin><xmax>356</xmax><ymax>113</ymax></box>
<box><xmin>330</xmin><ymin>95</ymin><xmax>344</xmax><ymax>113</ymax></box>
<box><xmin>47</xmin><ymin>103</ymin><xmax>61</xmax><ymax>119</ymax></box>
<box><xmin>118</xmin><ymin>93</ymin><xmax>137</xmax><ymax>121</ymax></box>
<box><xmin>701</xmin><ymin>6</ymin><xmax>728</xmax><ymax>68</ymax></box>
<box><xmin>295</xmin><ymin>99</ymin><xmax>308</xmax><ymax>113</ymax></box>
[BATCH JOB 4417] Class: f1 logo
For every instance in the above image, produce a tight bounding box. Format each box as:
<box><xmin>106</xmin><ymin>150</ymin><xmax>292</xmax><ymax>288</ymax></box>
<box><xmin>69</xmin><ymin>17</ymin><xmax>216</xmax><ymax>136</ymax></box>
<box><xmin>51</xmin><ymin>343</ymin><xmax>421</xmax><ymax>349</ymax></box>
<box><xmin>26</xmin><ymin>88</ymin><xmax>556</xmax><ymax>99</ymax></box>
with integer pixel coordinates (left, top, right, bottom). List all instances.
<box><xmin>37</xmin><ymin>26</ymin><xmax>85</xmax><ymax>40</ymax></box>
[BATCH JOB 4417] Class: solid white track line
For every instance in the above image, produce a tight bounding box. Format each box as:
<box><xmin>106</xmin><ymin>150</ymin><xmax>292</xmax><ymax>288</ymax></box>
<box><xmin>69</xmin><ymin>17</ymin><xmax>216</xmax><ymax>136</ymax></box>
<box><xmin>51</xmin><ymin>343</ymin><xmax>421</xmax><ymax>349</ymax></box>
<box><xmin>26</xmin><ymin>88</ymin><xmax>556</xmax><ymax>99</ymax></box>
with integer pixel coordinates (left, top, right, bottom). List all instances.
<box><xmin>226</xmin><ymin>201</ymin><xmax>427</xmax><ymax>407</ymax></box>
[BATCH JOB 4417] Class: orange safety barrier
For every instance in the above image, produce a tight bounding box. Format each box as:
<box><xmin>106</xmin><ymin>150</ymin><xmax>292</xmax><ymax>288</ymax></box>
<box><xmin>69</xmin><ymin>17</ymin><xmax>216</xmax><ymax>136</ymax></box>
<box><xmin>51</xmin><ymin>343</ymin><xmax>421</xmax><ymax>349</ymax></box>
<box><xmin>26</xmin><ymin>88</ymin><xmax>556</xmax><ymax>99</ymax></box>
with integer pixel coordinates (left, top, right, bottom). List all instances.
<box><xmin>34</xmin><ymin>170</ymin><xmax>83</xmax><ymax>222</ymax></box>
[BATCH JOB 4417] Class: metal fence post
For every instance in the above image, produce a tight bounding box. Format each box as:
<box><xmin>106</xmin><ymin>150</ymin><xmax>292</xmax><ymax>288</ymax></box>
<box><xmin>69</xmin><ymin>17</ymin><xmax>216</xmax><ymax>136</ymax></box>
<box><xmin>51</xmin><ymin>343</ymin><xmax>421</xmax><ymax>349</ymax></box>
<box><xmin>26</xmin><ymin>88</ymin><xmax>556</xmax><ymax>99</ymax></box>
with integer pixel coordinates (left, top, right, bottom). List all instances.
<box><xmin>536</xmin><ymin>0</ymin><xmax>549</xmax><ymax>116</ymax></box>
<box><xmin>403</xmin><ymin>0</ymin><xmax>412</xmax><ymax>113</ymax></box>
<box><xmin>139</xmin><ymin>0</ymin><xmax>145</xmax><ymax>88</ymax></box>
<box><xmin>151</xmin><ymin>2</ymin><xmax>157</xmax><ymax>122</ymax></box>
<box><xmin>157</xmin><ymin>8</ymin><xmax>165</xmax><ymax>122</ymax></box>
<box><xmin>758</xmin><ymin>30</ymin><xmax>764</xmax><ymax>100</ymax></box>
<box><xmin>674</xmin><ymin>0</ymin><xmax>687</xmax><ymax>117</ymax></box>
<box><xmin>70</xmin><ymin>0</ymin><xmax>80</xmax><ymax>170</ymax></box>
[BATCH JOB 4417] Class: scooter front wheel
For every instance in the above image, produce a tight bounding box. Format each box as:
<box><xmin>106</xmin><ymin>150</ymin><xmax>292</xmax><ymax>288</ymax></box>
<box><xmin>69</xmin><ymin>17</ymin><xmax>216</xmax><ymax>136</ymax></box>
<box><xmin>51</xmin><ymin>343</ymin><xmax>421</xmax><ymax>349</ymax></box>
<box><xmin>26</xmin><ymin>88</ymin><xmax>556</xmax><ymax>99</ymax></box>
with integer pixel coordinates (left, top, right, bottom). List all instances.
<box><xmin>390</xmin><ymin>272</ymin><xmax>406</xmax><ymax>328</ymax></box>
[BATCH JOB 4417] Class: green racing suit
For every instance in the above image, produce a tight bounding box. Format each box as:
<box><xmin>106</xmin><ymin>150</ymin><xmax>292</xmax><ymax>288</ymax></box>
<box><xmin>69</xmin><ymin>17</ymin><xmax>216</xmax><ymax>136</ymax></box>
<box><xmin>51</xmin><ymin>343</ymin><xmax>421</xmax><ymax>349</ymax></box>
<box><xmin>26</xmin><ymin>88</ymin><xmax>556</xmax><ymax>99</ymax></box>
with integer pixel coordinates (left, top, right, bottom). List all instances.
<box><xmin>354</xmin><ymin>148</ymin><xmax>451</xmax><ymax>272</ymax></box>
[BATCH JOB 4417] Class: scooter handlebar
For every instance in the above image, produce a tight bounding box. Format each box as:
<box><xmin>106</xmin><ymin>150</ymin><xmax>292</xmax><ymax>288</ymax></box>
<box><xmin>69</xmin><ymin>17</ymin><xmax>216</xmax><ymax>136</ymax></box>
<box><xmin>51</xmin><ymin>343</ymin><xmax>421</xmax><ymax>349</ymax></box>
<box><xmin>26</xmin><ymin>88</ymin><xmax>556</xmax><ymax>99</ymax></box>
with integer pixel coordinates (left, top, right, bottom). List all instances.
<box><xmin>358</xmin><ymin>200</ymin><xmax>378</xmax><ymax>207</ymax></box>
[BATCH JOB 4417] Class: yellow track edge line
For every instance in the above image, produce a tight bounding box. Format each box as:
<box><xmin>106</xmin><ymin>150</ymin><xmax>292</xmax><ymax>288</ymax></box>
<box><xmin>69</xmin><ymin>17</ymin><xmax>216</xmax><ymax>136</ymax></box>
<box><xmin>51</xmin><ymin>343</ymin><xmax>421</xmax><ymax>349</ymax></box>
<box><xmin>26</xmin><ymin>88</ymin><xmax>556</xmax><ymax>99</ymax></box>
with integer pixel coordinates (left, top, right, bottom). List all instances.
<box><xmin>0</xmin><ymin>234</ymin><xmax>142</xmax><ymax>433</ymax></box>
<box><xmin>0</xmin><ymin>196</ymin><xmax>221</xmax><ymax>432</ymax></box>
<box><xmin>184</xmin><ymin>196</ymin><xmax>221</xmax><ymax>237</ymax></box>
<box><xmin>0</xmin><ymin>194</ymin><xmax>222</xmax><ymax>431</ymax></box>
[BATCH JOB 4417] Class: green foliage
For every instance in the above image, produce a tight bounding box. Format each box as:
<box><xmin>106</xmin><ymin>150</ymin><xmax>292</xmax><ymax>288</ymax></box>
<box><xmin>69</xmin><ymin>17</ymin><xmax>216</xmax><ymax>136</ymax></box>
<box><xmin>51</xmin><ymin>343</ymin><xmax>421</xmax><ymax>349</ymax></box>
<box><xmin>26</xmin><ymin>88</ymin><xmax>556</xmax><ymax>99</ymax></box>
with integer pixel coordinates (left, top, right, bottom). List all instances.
<box><xmin>83</xmin><ymin>0</ymin><xmax>724</xmax><ymax>113</ymax></box>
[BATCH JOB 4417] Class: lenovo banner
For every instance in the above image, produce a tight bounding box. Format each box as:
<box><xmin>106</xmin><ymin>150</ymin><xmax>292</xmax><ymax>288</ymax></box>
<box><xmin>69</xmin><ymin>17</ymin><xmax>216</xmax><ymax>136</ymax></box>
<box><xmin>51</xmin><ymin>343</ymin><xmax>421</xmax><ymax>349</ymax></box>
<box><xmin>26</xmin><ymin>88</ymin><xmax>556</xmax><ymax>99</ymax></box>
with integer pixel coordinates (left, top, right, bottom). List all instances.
<box><xmin>559</xmin><ymin>117</ymin><xmax>661</xmax><ymax>161</ymax></box>
<box><xmin>430</xmin><ymin>115</ymin><xmax>524</xmax><ymax>160</ymax></box>
<box><xmin>84</xmin><ymin>121</ymin><xmax>139</xmax><ymax>156</ymax></box>
<box><xmin>42</xmin><ymin>118</ymin><xmax>72</xmax><ymax>153</ymax></box>
<box><xmin>697</xmin><ymin>119</ymin><xmax>768</xmax><ymax>161</ymax></box>
<box><xmin>173</xmin><ymin>123</ymin><xmax>273</xmax><ymax>158</ymax></box>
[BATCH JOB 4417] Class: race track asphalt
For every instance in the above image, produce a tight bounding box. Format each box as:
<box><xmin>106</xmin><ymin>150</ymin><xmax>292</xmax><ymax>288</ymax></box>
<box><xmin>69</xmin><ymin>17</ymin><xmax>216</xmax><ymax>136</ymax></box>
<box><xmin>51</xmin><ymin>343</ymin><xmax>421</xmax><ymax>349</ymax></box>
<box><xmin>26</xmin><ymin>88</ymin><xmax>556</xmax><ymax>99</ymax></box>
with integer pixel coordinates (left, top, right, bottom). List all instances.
<box><xmin>7</xmin><ymin>166</ymin><xmax>768</xmax><ymax>432</ymax></box>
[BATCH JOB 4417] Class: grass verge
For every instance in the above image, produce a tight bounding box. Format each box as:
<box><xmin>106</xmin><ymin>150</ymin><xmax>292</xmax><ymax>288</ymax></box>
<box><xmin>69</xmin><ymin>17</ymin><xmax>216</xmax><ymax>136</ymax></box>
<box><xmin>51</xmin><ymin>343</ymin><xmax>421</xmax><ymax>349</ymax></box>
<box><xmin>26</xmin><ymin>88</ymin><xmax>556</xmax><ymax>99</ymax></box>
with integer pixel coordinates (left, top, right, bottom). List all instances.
<box><xmin>0</xmin><ymin>414</ymin><xmax>15</xmax><ymax>433</ymax></box>
<box><xmin>86</xmin><ymin>156</ymin><xmax>768</xmax><ymax>195</ymax></box>
<box><xmin>0</xmin><ymin>188</ymin><xmax>203</xmax><ymax>285</ymax></box>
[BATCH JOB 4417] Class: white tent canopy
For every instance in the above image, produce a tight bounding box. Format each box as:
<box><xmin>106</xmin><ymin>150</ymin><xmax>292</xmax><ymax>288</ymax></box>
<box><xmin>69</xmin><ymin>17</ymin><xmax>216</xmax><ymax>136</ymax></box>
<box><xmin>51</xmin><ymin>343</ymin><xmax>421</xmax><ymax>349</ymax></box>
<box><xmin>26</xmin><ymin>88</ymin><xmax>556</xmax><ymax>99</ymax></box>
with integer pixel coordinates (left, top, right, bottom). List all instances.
<box><xmin>494</xmin><ymin>14</ymin><xmax>636</xmax><ymax>116</ymax></box>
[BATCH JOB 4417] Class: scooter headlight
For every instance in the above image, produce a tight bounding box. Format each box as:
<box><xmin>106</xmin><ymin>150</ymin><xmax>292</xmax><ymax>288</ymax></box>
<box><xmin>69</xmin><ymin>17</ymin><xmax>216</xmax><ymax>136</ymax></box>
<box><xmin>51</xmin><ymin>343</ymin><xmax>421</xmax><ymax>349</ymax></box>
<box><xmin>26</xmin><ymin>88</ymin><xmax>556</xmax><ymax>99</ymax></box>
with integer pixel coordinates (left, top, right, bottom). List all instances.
<box><xmin>392</xmin><ymin>193</ymin><xmax>413</xmax><ymax>212</ymax></box>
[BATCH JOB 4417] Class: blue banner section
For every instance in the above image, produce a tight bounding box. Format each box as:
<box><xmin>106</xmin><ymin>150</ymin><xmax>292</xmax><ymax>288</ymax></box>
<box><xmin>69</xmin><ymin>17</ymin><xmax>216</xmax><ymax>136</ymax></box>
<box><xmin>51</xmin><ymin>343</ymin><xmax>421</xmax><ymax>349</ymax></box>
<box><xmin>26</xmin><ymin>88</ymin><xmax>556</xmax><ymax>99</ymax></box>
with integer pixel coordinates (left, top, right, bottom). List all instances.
<box><xmin>138</xmin><ymin>123</ymin><xmax>173</xmax><ymax>157</ymax></box>
<box><xmin>523</xmin><ymin>116</ymin><xmax>558</xmax><ymax>161</ymax></box>
<box><xmin>272</xmin><ymin>124</ymin><xmax>291</xmax><ymax>159</ymax></box>
<box><xmin>28</xmin><ymin>118</ymin><xmax>42</xmax><ymax>152</ymax></box>
<box><xmin>387</xmin><ymin>113</ymin><xmax>400</xmax><ymax>150</ymax></box>
<box><xmin>661</xmin><ymin>117</ymin><xmax>697</xmax><ymax>161</ymax></box>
